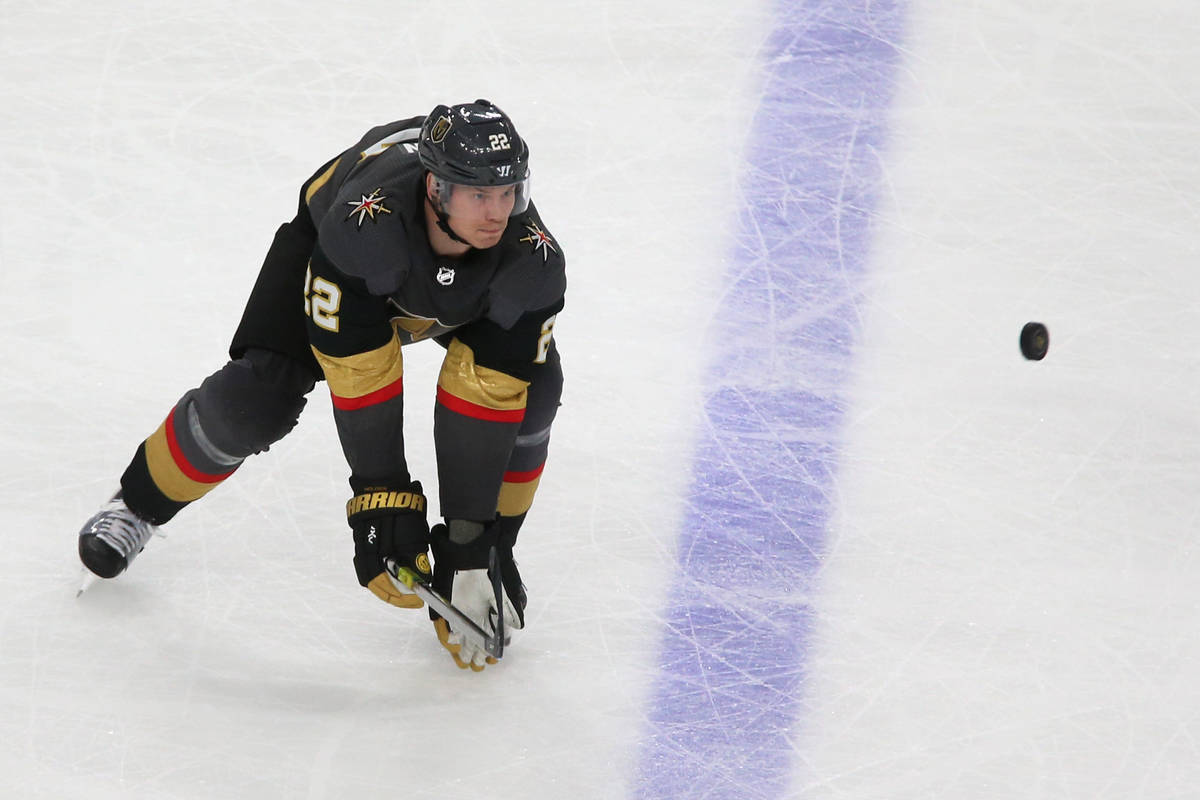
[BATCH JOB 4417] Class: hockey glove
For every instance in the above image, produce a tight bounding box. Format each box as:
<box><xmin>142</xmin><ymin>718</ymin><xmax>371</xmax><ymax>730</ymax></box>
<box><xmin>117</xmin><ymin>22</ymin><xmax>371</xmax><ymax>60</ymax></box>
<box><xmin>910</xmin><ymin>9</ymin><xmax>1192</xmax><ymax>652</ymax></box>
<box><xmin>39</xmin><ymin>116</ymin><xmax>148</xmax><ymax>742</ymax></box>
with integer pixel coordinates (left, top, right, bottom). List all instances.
<box><xmin>429</xmin><ymin>520</ymin><xmax>526</xmax><ymax>671</ymax></box>
<box><xmin>348</xmin><ymin>479</ymin><xmax>432</xmax><ymax>609</ymax></box>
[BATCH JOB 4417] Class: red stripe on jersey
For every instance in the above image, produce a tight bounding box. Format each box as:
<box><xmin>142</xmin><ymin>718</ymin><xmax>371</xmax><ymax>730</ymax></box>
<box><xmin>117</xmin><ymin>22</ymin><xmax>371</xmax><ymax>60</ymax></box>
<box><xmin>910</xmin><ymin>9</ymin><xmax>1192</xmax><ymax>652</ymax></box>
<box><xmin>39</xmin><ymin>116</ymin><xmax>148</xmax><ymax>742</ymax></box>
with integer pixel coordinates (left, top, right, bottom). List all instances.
<box><xmin>164</xmin><ymin>408</ymin><xmax>237</xmax><ymax>484</ymax></box>
<box><xmin>504</xmin><ymin>463</ymin><xmax>545</xmax><ymax>483</ymax></box>
<box><xmin>331</xmin><ymin>377</ymin><xmax>404</xmax><ymax>410</ymax></box>
<box><xmin>436</xmin><ymin>386</ymin><xmax>526</xmax><ymax>423</ymax></box>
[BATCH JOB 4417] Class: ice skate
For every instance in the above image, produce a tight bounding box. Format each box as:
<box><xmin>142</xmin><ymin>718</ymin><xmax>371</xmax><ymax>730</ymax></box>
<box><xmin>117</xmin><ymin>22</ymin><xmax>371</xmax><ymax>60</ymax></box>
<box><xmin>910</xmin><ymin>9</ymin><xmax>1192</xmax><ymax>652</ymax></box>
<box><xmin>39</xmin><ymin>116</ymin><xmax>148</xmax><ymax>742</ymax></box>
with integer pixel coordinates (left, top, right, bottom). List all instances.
<box><xmin>78</xmin><ymin>493</ymin><xmax>159</xmax><ymax>579</ymax></box>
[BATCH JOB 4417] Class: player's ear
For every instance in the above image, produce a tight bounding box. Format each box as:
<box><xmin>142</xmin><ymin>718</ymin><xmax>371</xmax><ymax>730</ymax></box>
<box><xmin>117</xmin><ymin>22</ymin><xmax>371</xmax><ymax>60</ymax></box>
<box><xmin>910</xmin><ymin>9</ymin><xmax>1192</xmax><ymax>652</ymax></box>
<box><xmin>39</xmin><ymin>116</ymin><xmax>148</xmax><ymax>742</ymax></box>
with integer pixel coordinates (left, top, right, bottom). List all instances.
<box><xmin>425</xmin><ymin>172</ymin><xmax>450</xmax><ymax>212</ymax></box>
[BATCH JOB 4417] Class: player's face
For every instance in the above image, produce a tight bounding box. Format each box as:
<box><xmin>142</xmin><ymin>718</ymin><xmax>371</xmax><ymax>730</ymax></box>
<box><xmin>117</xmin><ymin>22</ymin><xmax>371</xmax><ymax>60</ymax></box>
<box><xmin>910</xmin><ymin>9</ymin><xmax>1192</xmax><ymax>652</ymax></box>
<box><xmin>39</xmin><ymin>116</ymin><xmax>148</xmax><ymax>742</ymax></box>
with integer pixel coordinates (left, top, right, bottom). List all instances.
<box><xmin>443</xmin><ymin>184</ymin><xmax>517</xmax><ymax>248</ymax></box>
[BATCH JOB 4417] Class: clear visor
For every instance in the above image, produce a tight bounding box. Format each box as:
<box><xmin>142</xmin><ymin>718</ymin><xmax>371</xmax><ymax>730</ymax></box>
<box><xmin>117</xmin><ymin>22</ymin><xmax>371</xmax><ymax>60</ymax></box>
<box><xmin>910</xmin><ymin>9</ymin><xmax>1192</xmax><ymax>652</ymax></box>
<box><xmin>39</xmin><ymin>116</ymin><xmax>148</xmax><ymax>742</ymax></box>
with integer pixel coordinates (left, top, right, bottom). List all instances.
<box><xmin>430</xmin><ymin>174</ymin><xmax>530</xmax><ymax>218</ymax></box>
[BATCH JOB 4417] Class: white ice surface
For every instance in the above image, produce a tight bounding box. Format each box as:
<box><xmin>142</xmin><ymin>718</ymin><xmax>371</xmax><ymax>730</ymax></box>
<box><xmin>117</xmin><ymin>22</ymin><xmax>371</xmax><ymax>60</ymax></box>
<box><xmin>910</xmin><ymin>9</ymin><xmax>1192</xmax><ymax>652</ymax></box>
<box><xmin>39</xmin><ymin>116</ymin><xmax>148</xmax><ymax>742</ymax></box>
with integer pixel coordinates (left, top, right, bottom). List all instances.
<box><xmin>797</xmin><ymin>2</ymin><xmax>1200</xmax><ymax>798</ymax></box>
<box><xmin>3</xmin><ymin>1</ymin><xmax>1200</xmax><ymax>799</ymax></box>
<box><xmin>0</xmin><ymin>2</ymin><xmax>768</xmax><ymax>798</ymax></box>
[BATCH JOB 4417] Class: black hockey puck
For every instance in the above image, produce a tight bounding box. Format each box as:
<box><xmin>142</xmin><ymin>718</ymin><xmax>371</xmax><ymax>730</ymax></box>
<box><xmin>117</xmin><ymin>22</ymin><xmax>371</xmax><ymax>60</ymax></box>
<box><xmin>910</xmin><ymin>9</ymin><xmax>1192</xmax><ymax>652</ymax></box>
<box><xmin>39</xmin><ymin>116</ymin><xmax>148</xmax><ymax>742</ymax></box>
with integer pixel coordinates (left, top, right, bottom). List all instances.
<box><xmin>1020</xmin><ymin>322</ymin><xmax>1049</xmax><ymax>360</ymax></box>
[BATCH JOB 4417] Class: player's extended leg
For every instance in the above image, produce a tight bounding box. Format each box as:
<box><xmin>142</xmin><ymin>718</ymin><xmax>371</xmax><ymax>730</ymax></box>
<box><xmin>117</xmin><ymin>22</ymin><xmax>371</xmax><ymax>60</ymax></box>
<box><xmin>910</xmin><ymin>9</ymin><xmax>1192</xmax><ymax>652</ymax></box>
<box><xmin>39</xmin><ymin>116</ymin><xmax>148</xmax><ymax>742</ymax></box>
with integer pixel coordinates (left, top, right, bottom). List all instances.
<box><xmin>79</xmin><ymin>187</ymin><xmax>322</xmax><ymax>579</ymax></box>
<box><xmin>431</xmin><ymin>343</ymin><xmax>563</xmax><ymax>669</ymax></box>
<box><xmin>79</xmin><ymin>348</ymin><xmax>316</xmax><ymax>578</ymax></box>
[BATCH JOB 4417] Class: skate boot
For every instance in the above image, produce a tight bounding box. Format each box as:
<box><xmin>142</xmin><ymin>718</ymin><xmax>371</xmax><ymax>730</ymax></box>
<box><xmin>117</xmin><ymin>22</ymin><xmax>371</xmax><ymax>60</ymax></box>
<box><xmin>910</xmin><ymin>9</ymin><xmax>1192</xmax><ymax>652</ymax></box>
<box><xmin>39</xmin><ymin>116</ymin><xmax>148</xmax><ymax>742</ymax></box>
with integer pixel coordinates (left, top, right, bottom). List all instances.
<box><xmin>78</xmin><ymin>493</ymin><xmax>159</xmax><ymax>578</ymax></box>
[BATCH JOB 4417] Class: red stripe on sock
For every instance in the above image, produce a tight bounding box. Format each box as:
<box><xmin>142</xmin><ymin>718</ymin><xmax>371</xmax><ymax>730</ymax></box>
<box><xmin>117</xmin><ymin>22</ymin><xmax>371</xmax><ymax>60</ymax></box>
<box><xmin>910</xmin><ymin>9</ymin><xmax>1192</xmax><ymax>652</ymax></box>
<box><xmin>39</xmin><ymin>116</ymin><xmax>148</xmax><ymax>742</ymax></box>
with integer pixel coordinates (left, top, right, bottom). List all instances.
<box><xmin>504</xmin><ymin>463</ymin><xmax>545</xmax><ymax>483</ymax></box>
<box><xmin>164</xmin><ymin>408</ymin><xmax>237</xmax><ymax>484</ymax></box>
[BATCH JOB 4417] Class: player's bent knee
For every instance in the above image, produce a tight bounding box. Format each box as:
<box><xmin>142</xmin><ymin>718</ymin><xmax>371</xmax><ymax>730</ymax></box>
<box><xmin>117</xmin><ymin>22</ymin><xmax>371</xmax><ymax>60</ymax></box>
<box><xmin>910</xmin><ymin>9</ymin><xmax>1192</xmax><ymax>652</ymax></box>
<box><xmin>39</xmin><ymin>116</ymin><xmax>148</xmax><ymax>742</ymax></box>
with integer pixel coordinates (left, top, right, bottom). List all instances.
<box><xmin>189</xmin><ymin>349</ymin><xmax>315</xmax><ymax>459</ymax></box>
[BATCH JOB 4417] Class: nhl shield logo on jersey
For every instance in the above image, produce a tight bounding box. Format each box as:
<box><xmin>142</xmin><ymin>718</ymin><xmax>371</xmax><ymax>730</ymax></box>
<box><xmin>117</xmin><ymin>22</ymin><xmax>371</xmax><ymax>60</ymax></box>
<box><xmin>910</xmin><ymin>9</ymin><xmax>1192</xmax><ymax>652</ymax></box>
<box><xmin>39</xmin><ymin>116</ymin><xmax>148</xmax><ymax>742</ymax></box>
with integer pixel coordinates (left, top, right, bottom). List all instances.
<box><xmin>519</xmin><ymin>221</ymin><xmax>557</xmax><ymax>262</ymax></box>
<box><xmin>436</xmin><ymin>265</ymin><xmax>455</xmax><ymax>286</ymax></box>
<box><xmin>346</xmin><ymin>188</ymin><xmax>392</xmax><ymax>228</ymax></box>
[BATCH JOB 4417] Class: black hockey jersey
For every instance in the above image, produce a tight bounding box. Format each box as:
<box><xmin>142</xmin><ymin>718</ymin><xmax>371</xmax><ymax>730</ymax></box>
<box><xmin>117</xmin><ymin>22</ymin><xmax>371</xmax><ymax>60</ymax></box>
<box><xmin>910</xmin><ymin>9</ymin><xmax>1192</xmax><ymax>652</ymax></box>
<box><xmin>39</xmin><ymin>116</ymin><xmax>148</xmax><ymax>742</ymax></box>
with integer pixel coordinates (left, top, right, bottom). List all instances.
<box><xmin>301</xmin><ymin>118</ymin><xmax>565</xmax><ymax>522</ymax></box>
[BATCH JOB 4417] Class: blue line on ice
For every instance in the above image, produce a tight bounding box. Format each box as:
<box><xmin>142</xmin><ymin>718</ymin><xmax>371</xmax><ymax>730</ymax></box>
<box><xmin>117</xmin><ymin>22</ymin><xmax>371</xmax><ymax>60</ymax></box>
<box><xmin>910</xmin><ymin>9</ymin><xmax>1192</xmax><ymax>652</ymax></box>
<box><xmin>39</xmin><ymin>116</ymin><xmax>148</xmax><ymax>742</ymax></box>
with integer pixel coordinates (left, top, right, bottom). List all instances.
<box><xmin>633</xmin><ymin>2</ymin><xmax>906</xmax><ymax>797</ymax></box>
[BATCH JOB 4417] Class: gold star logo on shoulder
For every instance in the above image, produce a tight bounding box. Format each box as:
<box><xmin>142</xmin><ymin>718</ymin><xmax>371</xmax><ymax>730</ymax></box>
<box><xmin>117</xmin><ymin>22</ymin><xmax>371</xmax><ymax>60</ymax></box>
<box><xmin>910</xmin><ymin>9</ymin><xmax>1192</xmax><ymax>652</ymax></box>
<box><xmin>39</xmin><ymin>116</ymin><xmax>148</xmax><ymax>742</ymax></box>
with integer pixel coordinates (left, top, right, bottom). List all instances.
<box><xmin>519</xmin><ymin>221</ymin><xmax>557</xmax><ymax>262</ymax></box>
<box><xmin>346</xmin><ymin>188</ymin><xmax>392</xmax><ymax>228</ymax></box>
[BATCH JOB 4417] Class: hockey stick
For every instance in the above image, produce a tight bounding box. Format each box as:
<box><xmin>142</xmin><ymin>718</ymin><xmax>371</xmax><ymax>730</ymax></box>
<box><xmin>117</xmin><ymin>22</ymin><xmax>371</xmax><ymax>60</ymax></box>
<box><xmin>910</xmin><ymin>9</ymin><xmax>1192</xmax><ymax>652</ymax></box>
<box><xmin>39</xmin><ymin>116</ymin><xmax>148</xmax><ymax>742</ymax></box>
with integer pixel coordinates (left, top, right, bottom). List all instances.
<box><xmin>390</xmin><ymin>546</ymin><xmax>505</xmax><ymax>661</ymax></box>
<box><xmin>488</xmin><ymin>545</ymin><xmax>506</xmax><ymax>660</ymax></box>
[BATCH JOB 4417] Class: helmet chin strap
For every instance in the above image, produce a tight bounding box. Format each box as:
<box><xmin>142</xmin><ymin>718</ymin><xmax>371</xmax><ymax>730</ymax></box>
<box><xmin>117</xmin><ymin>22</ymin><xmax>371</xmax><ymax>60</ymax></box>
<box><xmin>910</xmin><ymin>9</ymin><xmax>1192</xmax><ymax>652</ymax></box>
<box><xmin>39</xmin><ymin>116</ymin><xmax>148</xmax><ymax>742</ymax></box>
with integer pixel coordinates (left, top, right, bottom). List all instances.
<box><xmin>436</xmin><ymin>212</ymin><xmax>471</xmax><ymax>245</ymax></box>
<box><xmin>426</xmin><ymin>190</ymin><xmax>472</xmax><ymax>246</ymax></box>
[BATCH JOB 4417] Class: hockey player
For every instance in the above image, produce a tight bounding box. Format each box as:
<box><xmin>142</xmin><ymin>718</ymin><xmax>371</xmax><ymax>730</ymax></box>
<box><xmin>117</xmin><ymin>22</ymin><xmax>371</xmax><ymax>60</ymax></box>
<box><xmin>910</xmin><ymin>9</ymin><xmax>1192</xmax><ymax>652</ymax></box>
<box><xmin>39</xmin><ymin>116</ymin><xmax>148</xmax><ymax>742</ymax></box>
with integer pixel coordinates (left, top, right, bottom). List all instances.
<box><xmin>76</xmin><ymin>100</ymin><xmax>565</xmax><ymax>672</ymax></box>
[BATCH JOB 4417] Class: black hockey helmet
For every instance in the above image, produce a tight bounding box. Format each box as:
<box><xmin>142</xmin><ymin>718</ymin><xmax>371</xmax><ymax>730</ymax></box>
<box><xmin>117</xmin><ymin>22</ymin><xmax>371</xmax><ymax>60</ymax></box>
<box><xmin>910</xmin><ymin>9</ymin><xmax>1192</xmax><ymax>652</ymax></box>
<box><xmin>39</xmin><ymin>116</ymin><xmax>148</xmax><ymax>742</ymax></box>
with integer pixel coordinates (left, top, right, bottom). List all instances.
<box><xmin>418</xmin><ymin>99</ymin><xmax>529</xmax><ymax>186</ymax></box>
<box><xmin>418</xmin><ymin>100</ymin><xmax>531</xmax><ymax>224</ymax></box>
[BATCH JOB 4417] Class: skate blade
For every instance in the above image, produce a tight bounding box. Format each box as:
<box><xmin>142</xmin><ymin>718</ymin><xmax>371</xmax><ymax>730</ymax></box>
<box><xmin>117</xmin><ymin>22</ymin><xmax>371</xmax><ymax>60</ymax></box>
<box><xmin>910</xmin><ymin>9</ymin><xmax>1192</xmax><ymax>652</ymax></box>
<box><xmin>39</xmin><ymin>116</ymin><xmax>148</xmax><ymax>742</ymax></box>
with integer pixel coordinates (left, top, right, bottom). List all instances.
<box><xmin>76</xmin><ymin>569</ymin><xmax>99</xmax><ymax>598</ymax></box>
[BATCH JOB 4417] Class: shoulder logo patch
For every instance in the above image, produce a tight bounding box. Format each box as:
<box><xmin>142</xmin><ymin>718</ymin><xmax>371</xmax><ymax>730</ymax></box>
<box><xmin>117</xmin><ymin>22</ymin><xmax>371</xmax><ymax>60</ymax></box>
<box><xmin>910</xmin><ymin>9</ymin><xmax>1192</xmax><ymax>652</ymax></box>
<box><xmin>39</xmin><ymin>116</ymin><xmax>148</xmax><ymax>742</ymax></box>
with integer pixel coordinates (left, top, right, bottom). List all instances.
<box><xmin>346</xmin><ymin>188</ymin><xmax>392</xmax><ymax>228</ymax></box>
<box><xmin>519</xmin><ymin>221</ymin><xmax>557</xmax><ymax>262</ymax></box>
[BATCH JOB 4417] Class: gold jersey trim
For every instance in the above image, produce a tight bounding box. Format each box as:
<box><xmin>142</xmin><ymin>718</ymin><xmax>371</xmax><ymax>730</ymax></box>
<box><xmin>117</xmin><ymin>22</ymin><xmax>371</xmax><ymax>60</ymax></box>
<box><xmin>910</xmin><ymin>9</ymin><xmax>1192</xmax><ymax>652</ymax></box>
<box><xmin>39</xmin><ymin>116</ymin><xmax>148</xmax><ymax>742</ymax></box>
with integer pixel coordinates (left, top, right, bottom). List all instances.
<box><xmin>304</xmin><ymin>157</ymin><xmax>342</xmax><ymax>207</ymax></box>
<box><xmin>312</xmin><ymin>335</ymin><xmax>404</xmax><ymax>401</ymax></box>
<box><xmin>437</xmin><ymin>338</ymin><xmax>529</xmax><ymax>411</ymax></box>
